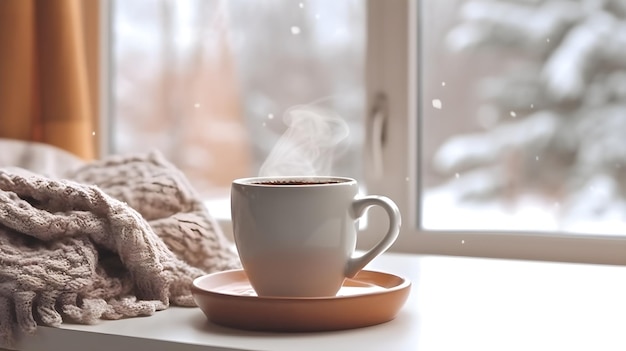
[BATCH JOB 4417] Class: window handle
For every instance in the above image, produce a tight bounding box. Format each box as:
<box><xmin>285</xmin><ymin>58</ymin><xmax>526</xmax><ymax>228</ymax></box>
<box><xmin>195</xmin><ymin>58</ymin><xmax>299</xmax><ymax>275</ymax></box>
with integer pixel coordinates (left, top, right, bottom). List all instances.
<box><xmin>368</xmin><ymin>93</ymin><xmax>388</xmax><ymax>179</ymax></box>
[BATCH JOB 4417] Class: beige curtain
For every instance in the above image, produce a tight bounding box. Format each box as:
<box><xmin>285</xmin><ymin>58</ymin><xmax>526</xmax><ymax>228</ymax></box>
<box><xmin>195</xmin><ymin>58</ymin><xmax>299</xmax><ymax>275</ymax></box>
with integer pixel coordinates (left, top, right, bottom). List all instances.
<box><xmin>0</xmin><ymin>0</ymin><xmax>97</xmax><ymax>160</ymax></box>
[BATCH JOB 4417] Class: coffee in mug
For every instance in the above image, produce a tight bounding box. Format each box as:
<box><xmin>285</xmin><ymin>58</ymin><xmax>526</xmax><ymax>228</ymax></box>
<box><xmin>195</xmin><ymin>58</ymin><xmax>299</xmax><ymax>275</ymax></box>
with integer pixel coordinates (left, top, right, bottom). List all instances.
<box><xmin>231</xmin><ymin>176</ymin><xmax>401</xmax><ymax>297</ymax></box>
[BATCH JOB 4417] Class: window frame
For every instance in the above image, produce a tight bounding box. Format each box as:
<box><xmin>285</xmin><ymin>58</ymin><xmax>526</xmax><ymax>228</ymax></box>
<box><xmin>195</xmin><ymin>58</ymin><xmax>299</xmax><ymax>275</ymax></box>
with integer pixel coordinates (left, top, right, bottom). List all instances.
<box><xmin>363</xmin><ymin>0</ymin><xmax>626</xmax><ymax>265</ymax></box>
<box><xmin>99</xmin><ymin>0</ymin><xmax>112</xmax><ymax>159</ymax></box>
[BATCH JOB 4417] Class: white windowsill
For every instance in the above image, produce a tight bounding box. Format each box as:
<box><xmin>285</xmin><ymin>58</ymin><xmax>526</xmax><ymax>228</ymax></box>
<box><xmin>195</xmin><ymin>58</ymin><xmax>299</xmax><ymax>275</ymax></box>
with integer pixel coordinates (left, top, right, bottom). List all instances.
<box><xmin>8</xmin><ymin>252</ymin><xmax>626</xmax><ymax>351</ymax></box>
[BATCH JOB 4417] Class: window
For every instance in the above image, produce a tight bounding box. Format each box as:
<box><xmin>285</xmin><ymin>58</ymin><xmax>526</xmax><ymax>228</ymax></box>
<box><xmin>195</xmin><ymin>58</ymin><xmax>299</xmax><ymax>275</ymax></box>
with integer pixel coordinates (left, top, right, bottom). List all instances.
<box><xmin>106</xmin><ymin>0</ymin><xmax>626</xmax><ymax>264</ymax></box>
<box><xmin>365</xmin><ymin>0</ymin><xmax>626</xmax><ymax>264</ymax></box>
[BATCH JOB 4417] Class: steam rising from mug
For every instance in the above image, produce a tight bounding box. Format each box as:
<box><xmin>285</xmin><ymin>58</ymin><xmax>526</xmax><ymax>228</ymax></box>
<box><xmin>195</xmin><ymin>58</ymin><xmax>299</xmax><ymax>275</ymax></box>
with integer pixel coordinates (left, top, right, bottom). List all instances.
<box><xmin>259</xmin><ymin>105</ymin><xmax>350</xmax><ymax>177</ymax></box>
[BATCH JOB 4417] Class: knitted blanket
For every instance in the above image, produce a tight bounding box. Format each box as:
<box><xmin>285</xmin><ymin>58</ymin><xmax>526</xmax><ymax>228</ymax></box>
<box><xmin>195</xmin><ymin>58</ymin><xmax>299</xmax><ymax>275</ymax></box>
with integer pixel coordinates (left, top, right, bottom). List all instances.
<box><xmin>0</xmin><ymin>150</ymin><xmax>241</xmax><ymax>345</ymax></box>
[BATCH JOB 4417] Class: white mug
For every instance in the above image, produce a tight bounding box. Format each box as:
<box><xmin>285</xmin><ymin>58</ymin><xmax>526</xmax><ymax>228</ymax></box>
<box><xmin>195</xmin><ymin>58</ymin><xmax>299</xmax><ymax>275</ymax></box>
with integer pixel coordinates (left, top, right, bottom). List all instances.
<box><xmin>231</xmin><ymin>176</ymin><xmax>401</xmax><ymax>297</ymax></box>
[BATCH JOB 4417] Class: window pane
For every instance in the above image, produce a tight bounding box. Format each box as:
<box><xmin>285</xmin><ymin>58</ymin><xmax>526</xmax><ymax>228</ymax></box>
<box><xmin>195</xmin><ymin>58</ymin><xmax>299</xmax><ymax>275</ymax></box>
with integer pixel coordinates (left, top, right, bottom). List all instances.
<box><xmin>111</xmin><ymin>0</ymin><xmax>365</xmax><ymax>197</ymax></box>
<box><xmin>421</xmin><ymin>0</ymin><xmax>626</xmax><ymax>235</ymax></box>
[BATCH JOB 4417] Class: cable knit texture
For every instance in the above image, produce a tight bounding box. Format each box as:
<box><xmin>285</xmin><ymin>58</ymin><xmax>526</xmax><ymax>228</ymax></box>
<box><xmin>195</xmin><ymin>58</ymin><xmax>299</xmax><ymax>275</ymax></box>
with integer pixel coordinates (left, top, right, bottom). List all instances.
<box><xmin>0</xmin><ymin>150</ymin><xmax>240</xmax><ymax>346</ymax></box>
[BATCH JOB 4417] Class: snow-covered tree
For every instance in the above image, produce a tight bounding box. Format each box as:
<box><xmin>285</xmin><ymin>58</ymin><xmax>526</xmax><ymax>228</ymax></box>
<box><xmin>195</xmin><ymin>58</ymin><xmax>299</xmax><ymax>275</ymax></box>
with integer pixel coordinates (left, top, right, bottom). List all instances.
<box><xmin>432</xmin><ymin>0</ymin><xmax>626</xmax><ymax>229</ymax></box>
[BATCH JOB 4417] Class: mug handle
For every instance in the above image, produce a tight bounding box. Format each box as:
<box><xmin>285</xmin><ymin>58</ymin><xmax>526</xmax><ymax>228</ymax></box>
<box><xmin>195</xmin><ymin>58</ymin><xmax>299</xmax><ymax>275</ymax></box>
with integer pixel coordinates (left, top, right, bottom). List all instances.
<box><xmin>345</xmin><ymin>195</ymin><xmax>401</xmax><ymax>278</ymax></box>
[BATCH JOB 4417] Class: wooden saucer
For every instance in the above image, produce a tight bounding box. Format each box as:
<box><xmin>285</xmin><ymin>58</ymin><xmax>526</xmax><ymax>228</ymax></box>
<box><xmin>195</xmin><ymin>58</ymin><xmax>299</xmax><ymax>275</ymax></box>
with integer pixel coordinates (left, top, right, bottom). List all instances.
<box><xmin>191</xmin><ymin>269</ymin><xmax>411</xmax><ymax>332</ymax></box>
